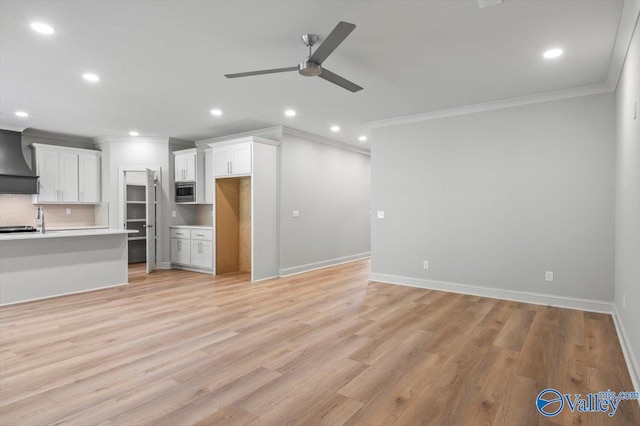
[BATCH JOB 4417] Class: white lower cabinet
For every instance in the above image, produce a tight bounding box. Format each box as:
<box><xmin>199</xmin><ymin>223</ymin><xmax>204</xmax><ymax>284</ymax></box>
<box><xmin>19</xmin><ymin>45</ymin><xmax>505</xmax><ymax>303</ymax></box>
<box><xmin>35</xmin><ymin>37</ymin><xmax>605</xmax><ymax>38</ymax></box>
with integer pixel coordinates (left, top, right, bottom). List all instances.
<box><xmin>191</xmin><ymin>240</ymin><xmax>213</xmax><ymax>269</ymax></box>
<box><xmin>170</xmin><ymin>227</ymin><xmax>213</xmax><ymax>272</ymax></box>
<box><xmin>170</xmin><ymin>238</ymin><xmax>191</xmax><ymax>265</ymax></box>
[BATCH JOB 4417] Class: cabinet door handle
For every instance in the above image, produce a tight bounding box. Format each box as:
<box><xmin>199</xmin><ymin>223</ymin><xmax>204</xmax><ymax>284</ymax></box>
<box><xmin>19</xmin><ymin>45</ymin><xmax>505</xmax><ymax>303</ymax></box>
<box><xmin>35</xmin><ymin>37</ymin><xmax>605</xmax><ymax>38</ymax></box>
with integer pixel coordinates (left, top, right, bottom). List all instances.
<box><xmin>60</xmin><ymin>190</ymin><xmax>63</xmax><ymax>200</ymax></box>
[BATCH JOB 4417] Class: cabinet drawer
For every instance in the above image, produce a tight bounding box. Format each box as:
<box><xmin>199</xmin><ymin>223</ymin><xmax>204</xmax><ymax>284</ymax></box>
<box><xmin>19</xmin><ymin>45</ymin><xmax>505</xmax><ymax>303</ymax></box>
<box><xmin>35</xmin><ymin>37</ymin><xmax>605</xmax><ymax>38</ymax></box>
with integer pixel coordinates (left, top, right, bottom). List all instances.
<box><xmin>170</xmin><ymin>228</ymin><xmax>190</xmax><ymax>239</ymax></box>
<box><xmin>191</xmin><ymin>229</ymin><xmax>213</xmax><ymax>241</ymax></box>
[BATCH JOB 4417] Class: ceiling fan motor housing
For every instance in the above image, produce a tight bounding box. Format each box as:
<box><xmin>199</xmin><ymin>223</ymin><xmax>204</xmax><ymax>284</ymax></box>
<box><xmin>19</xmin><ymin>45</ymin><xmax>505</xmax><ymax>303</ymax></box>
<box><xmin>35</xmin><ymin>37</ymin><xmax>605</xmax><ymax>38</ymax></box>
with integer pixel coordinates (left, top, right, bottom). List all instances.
<box><xmin>298</xmin><ymin>60</ymin><xmax>322</xmax><ymax>77</ymax></box>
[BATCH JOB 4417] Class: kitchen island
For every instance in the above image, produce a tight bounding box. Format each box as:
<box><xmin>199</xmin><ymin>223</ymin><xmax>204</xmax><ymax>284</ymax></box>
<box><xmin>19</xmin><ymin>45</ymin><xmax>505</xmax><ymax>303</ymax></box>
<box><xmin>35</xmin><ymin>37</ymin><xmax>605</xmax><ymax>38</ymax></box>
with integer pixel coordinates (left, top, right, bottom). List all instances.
<box><xmin>0</xmin><ymin>228</ymin><xmax>136</xmax><ymax>305</ymax></box>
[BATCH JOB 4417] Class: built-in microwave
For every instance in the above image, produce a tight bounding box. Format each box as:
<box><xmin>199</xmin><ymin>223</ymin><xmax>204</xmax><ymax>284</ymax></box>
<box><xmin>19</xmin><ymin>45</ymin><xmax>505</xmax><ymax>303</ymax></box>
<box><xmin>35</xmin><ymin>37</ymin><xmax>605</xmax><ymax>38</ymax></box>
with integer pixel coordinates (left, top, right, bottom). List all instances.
<box><xmin>175</xmin><ymin>181</ymin><xmax>196</xmax><ymax>203</ymax></box>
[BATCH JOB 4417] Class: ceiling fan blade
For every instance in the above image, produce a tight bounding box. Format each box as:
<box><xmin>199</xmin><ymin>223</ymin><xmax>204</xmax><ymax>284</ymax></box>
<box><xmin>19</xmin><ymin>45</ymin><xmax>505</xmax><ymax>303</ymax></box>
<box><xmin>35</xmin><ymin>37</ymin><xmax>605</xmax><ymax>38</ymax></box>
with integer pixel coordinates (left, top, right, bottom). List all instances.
<box><xmin>225</xmin><ymin>66</ymin><xmax>297</xmax><ymax>78</ymax></box>
<box><xmin>318</xmin><ymin>68</ymin><xmax>363</xmax><ymax>93</ymax></box>
<box><xmin>309</xmin><ymin>21</ymin><xmax>356</xmax><ymax>65</ymax></box>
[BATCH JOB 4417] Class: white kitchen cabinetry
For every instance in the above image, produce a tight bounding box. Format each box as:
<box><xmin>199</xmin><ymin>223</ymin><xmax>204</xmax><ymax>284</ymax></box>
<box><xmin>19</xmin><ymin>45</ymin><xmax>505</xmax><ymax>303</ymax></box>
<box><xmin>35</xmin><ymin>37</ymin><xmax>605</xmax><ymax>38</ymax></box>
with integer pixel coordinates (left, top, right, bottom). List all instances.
<box><xmin>173</xmin><ymin>148</ymin><xmax>206</xmax><ymax>203</ymax></box>
<box><xmin>213</xmin><ymin>142</ymin><xmax>252</xmax><ymax>177</ymax></box>
<box><xmin>174</xmin><ymin>152</ymin><xmax>196</xmax><ymax>182</ymax></box>
<box><xmin>78</xmin><ymin>152</ymin><xmax>101</xmax><ymax>203</ymax></box>
<box><xmin>170</xmin><ymin>237</ymin><xmax>191</xmax><ymax>265</ymax></box>
<box><xmin>208</xmin><ymin>136</ymin><xmax>278</xmax><ymax>282</ymax></box>
<box><xmin>30</xmin><ymin>144</ymin><xmax>102</xmax><ymax>204</ymax></box>
<box><xmin>191</xmin><ymin>229</ymin><xmax>213</xmax><ymax>269</ymax></box>
<box><xmin>170</xmin><ymin>226</ymin><xmax>213</xmax><ymax>273</ymax></box>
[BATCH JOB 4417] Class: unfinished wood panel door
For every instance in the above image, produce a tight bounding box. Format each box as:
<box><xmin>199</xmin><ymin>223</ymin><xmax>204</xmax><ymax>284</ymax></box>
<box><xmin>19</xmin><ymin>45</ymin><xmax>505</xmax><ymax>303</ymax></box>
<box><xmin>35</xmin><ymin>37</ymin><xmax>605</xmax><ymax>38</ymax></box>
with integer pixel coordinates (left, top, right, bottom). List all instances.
<box><xmin>215</xmin><ymin>179</ymin><xmax>240</xmax><ymax>274</ymax></box>
<box><xmin>239</xmin><ymin>177</ymin><xmax>252</xmax><ymax>273</ymax></box>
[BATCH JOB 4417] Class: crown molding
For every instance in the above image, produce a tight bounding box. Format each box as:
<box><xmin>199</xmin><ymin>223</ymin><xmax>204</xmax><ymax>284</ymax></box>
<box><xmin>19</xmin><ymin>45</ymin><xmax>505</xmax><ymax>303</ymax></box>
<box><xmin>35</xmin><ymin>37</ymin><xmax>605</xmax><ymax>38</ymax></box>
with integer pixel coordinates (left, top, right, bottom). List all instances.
<box><xmin>93</xmin><ymin>135</ymin><xmax>171</xmax><ymax>145</ymax></box>
<box><xmin>195</xmin><ymin>126</ymin><xmax>283</xmax><ymax>147</ymax></box>
<box><xmin>282</xmin><ymin>126</ymin><xmax>370</xmax><ymax>155</ymax></box>
<box><xmin>0</xmin><ymin>124</ymin><xmax>27</xmax><ymax>132</ymax></box>
<box><xmin>367</xmin><ymin>82</ymin><xmax>614</xmax><ymax>129</ymax></box>
<box><xmin>607</xmin><ymin>0</ymin><xmax>640</xmax><ymax>89</ymax></box>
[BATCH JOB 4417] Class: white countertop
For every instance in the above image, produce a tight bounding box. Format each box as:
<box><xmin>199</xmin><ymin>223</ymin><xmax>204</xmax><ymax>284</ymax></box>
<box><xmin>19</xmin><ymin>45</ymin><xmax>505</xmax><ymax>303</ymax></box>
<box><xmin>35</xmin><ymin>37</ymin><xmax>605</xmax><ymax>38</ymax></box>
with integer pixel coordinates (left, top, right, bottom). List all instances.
<box><xmin>0</xmin><ymin>228</ymin><xmax>137</xmax><ymax>241</ymax></box>
<box><xmin>169</xmin><ymin>225</ymin><xmax>213</xmax><ymax>229</ymax></box>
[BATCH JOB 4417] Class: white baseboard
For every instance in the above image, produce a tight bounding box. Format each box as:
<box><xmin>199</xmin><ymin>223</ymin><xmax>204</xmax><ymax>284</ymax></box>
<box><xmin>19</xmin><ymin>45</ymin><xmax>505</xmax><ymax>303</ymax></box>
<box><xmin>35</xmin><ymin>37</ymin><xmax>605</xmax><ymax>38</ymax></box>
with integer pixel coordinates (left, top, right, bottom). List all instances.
<box><xmin>253</xmin><ymin>275</ymin><xmax>279</xmax><ymax>283</ymax></box>
<box><xmin>612</xmin><ymin>305</ymin><xmax>640</xmax><ymax>395</ymax></box>
<box><xmin>157</xmin><ymin>262</ymin><xmax>172</xmax><ymax>270</ymax></box>
<box><xmin>279</xmin><ymin>252</ymin><xmax>371</xmax><ymax>278</ymax></box>
<box><xmin>170</xmin><ymin>264</ymin><xmax>213</xmax><ymax>274</ymax></box>
<box><xmin>369</xmin><ymin>273</ymin><xmax>613</xmax><ymax>314</ymax></box>
<box><xmin>0</xmin><ymin>283</ymin><xmax>128</xmax><ymax>307</ymax></box>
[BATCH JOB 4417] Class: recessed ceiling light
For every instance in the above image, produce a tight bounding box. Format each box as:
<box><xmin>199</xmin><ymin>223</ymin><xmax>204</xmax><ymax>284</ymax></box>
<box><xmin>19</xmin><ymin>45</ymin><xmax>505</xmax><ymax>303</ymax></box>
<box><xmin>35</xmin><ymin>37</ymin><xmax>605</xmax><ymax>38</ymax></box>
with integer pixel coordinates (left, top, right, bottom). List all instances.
<box><xmin>330</xmin><ymin>125</ymin><xmax>340</xmax><ymax>132</ymax></box>
<box><xmin>358</xmin><ymin>136</ymin><xmax>367</xmax><ymax>142</ymax></box>
<box><xmin>284</xmin><ymin>109</ymin><xmax>296</xmax><ymax>117</ymax></box>
<box><xmin>210</xmin><ymin>109</ymin><xmax>222</xmax><ymax>116</ymax></box>
<box><xmin>30</xmin><ymin>22</ymin><xmax>54</xmax><ymax>35</ymax></box>
<box><xmin>543</xmin><ymin>48</ymin><xmax>563</xmax><ymax>59</ymax></box>
<box><xmin>129</xmin><ymin>131</ymin><xmax>139</xmax><ymax>137</ymax></box>
<box><xmin>82</xmin><ymin>73</ymin><xmax>100</xmax><ymax>82</ymax></box>
<box><xmin>15</xmin><ymin>111</ymin><xmax>29</xmax><ymax>118</ymax></box>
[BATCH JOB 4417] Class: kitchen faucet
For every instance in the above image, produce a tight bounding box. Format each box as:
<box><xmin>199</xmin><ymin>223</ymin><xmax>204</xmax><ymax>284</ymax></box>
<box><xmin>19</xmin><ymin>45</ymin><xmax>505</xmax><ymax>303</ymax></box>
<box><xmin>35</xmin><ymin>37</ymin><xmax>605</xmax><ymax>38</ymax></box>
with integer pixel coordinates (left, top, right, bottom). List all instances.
<box><xmin>36</xmin><ymin>205</ymin><xmax>45</xmax><ymax>233</ymax></box>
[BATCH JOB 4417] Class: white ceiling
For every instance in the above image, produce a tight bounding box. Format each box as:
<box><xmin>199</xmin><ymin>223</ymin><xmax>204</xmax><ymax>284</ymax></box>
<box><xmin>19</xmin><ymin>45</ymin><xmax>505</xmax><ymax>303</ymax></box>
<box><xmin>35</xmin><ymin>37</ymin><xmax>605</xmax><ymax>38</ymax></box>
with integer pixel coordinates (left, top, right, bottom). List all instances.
<box><xmin>0</xmin><ymin>0</ymin><xmax>627</xmax><ymax>146</ymax></box>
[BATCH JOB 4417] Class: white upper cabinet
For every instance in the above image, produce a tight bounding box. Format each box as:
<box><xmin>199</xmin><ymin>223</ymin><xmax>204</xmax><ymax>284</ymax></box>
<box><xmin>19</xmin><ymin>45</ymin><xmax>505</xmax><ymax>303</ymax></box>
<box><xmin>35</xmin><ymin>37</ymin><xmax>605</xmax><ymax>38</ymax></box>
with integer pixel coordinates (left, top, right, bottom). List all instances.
<box><xmin>36</xmin><ymin>148</ymin><xmax>61</xmax><ymax>202</ymax></box>
<box><xmin>212</xmin><ymin>142</ymin><xmax>252</xmax><ymax>177</ymax></box>
<box><xmin>175</xmin><ymin>152</ymin><xmax>196</xmax><ymax>182</ymax></box>
<box><xmin>78</xmin><ymin>152</ymin><xmax>101</xmax><ymax>203</ymax></box>
<box><xmin>58</xmin><ymin>152</ymin><xmax>79</xmax><ymax>202</ymax></box>
<box><xmin>213</xmin><ymin>145</ymin><xmax>231</xmax><ymax>177</ymax></box>
<box><xmin>31</xmin><ymin>144</ymin><xmax>100</xmax><ymax>204</ymax></box>
<box><xmin>231</xmin><ymin>143</ymin><xmax>252</xmax><ymax>175</ymax></box>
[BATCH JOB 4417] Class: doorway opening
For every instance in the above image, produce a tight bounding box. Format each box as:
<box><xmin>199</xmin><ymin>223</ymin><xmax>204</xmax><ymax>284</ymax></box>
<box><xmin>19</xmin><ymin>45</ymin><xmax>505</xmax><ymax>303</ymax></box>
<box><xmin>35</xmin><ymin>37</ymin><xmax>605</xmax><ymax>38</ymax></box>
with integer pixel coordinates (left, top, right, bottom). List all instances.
<box><xmin>119</xmin><ymin>167</ymin><xmax>160</xmax><ymax>274</ymax></box>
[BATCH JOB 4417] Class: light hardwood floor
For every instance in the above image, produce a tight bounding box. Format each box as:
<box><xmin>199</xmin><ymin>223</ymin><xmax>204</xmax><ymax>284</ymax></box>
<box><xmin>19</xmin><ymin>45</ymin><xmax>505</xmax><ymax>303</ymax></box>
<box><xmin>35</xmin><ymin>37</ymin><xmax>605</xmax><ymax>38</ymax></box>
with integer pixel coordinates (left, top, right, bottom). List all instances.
<box><xmin>1</xmin><ymin>260</ymin><xmax>638</xmax><ymax>425</ymax></box>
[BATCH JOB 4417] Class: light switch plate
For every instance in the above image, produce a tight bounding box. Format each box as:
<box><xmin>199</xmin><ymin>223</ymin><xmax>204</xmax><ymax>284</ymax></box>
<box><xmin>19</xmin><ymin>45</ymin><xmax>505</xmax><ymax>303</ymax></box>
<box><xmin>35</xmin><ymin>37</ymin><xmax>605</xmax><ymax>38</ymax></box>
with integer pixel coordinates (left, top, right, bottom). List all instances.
<box><xmin>292</xmin><ymin>210</ymin><xmax>300</xmax><ymax>218</ymax></box>
<box><xmin>171</xmin><ymin>211</ymin><xmax>176</xmax><ymax>218</ymax></box>
<box><xmin>377</xmin><ymin>211</ymin><xmax>385</xmax><ymax>219</ymax></box>
<box><xmin>545</xmin><ymin>271</ymin><xmax>554</xmax><ymax>282</ymax></box>
<box><xmin>66</xmin><ymin>208</ymin><xmax>71</xmax><ymax>215</ymax></box>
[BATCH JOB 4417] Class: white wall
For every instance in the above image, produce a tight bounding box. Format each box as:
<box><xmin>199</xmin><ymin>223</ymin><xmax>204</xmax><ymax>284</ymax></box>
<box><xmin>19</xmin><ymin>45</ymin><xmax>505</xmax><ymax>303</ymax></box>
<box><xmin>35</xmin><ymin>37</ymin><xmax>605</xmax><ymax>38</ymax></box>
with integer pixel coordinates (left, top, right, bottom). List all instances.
<box><xmin>371</xmin><ymin>93</ymin><xmax>616</xmax><ymax>305</ymax></box>
<box><xmin>614</xmin><ymin>17</ymin><xmax>640</xmax><ymax>387</ymax></box>
<box><xmin>279</xmin><ymin>133</ymin><xmax>371</xmax><ymax>275</ymax></box>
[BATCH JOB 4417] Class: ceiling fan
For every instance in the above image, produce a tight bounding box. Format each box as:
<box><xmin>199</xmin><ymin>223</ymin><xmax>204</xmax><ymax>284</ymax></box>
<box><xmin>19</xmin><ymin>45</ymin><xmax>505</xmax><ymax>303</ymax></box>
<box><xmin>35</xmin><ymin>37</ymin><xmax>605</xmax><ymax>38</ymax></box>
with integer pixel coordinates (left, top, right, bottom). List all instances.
<box><xmin>224</xmin><ymin>21</ymin><xmax>363</xmax><ymax>93</ymax></box>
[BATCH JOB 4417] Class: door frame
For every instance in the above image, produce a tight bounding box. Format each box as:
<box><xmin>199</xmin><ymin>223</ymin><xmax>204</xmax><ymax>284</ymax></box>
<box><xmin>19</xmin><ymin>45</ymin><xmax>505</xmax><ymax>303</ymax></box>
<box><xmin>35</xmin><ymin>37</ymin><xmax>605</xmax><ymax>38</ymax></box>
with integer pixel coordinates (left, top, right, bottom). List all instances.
<box><xmin>118</xmin><ymin>166</ymin><xmax>162</xmax><ymax>271</ymax></box>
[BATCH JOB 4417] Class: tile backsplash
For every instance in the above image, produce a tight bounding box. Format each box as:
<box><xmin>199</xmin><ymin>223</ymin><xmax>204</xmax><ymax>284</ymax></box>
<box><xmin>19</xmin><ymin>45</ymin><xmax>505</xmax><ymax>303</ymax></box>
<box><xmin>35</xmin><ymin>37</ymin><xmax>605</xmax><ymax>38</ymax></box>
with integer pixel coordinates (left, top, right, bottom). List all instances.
<box><xmin>0</xmin><ymin>194</ymin><xmax>107</xmax><ymax>228</ymax></box>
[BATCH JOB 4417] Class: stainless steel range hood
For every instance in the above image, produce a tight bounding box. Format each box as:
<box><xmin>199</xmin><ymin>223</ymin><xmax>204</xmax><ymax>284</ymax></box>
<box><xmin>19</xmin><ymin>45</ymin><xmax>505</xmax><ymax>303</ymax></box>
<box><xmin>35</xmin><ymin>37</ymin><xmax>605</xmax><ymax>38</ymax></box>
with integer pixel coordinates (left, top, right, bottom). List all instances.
<box><xmin>0</xmin><ymin>129</ymin><xmax>39</xmax><ymax>194</ymax></box>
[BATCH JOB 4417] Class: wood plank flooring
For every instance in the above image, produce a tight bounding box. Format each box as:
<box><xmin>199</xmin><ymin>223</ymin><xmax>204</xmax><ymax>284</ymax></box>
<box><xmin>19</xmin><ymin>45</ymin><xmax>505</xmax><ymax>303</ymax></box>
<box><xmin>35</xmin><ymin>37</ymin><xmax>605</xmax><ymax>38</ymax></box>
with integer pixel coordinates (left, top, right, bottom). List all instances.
<box><xmin>0</xmin><ymin>260</ymin><xmax>638</xmax><ymax>425</ymax></box>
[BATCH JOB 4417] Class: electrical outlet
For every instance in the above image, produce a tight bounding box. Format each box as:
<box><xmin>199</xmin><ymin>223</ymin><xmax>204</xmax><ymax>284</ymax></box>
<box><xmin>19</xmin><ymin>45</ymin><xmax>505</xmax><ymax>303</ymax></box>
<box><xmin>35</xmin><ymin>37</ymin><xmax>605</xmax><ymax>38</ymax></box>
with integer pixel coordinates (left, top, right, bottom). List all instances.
<box><xmin>545</xmin><ymin>271</ymin><xmax>554</xmax><ymax>282</ymax></box>
<box><xmin>66</xmin><ymin>208</ymin><xmax>71</xmax><ymax>215</ymax></box>
<box><xmin>171</xmin><ymin>211</ymin><xmax>176</xmax><ymax>218</ymax></box>
<box><xmin>292</xmin><ymin>210</ymin><xmax>300</xmax><ymax>218</ymax></box>
<box><xmin>423</xmin><ymin>260</ymin><xmax>429</xmax><ymax>270</ymax></box>
<box><xmin>623</xmin><ymin>295</ymin><xmax>626</xmax><ymax>310</ymax></box>
<box><xmin>377</xmin><ymin>211</ymin><xmax>385</xmax><ymax>219</ymax></box>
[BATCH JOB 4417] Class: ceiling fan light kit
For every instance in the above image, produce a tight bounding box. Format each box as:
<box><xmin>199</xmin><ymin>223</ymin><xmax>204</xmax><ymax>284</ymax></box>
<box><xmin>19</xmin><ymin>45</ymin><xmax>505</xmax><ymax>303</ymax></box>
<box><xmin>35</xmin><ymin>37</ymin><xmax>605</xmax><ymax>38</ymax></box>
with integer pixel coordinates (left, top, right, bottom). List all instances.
<box><xmin>225</xmin><ymin>21</ymin><xmax>363</xmax><ymax>93</ymax></box>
